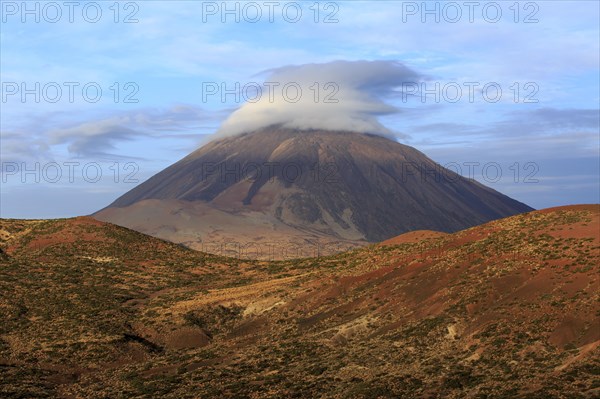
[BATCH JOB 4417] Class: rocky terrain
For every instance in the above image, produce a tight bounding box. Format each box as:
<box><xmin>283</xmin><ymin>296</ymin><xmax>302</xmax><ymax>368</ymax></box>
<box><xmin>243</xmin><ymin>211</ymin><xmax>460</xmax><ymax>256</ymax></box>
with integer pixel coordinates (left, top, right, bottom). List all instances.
<box><xmin>95</xmin><ymin>127</ymin><xmax>533</xmax><ymax>258</ymax></box>
<box><xmin>1</xmin><ymin>205</ymin><xmax>598</xmax><ymax>398</ymax></box>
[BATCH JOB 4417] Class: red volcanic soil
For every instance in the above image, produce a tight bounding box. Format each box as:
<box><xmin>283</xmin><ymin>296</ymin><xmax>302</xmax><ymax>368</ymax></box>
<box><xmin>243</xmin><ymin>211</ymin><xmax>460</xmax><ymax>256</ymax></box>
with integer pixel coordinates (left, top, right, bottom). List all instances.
<box><xmin>3</xmin><ymin>217</ymin><xmax>114</xmax><ymax>255</ymax></box>
<box><xmin>536</xmin><ymin>204</ymin><xmax>599</xmax><ymax>213</ymax></box>
<box><xmin>290</xmin><ymin>205</ymin><xmax>600</xmax><ymax>353</ymax></box>
<box><xmin>537</xmin><ymin>204</ymin><xmax>600</xmax><ymax>240</ymax></box>
<box><xmin>0</xmin><ymin>205</ymin><xmax>598</xmax><ymax>397</ymax></box>
<box><xmin>380</xmin><ymin>230</ymin><xmax>448</xmax><ymax>246</ymax></box>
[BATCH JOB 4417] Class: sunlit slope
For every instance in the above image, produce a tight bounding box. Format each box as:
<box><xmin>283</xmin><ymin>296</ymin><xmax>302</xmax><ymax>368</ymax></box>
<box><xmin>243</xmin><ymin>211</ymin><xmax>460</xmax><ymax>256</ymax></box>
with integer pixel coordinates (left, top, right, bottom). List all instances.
<box><xmin>1</xmin><ymin>205</ymin><xmax>598</xmax><ymax>398</ymax></box>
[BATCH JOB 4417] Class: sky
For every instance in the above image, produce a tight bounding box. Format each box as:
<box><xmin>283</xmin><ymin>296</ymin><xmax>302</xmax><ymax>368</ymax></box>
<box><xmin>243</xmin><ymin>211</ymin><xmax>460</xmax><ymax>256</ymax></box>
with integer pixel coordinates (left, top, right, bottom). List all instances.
<box><xmin>1</xmin><ymin>0</ymin><xmax>599</xmax><ymax>218</ymax></box>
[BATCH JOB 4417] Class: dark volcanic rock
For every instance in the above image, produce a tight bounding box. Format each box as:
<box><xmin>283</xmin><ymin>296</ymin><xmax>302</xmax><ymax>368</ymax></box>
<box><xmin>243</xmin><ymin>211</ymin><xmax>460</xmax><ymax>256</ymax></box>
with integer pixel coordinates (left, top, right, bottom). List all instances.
<box><xmin>97</xmin><ymin>127</ymin><xmax>533</xmax><ymax>242</ymax></box>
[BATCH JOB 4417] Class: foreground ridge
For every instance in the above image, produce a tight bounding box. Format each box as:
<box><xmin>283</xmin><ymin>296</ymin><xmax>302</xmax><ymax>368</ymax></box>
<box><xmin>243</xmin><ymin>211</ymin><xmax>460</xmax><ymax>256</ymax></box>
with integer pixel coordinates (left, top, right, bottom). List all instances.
<box><xmin>1</xmin><ymin>205</ymin><xmax>598</xmax><ymax>398</ymax></box>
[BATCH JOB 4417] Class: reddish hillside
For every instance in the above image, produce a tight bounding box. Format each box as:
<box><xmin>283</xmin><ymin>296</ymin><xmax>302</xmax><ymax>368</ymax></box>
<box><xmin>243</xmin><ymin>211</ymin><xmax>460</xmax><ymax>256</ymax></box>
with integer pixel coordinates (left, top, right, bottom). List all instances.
<box><xmin>1</xmin><ymin>205</ymin><xmax>598</xmax><ymax>398</ymax></box>
<box><xmin>380</xmin><ymin>229</ymin><xmax>448</xmax><ymax>245</ymax></box>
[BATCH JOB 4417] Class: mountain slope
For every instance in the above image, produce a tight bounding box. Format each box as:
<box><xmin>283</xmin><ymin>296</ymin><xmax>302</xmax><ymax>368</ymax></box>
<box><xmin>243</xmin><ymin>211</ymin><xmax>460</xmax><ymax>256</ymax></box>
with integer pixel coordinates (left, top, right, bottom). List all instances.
<box><xmin>95</xmin><ymin>127</ymin><xmax>532</xmax><ymax>256</ymax></box>
<box><xmin>2</xmin><ymin>205</ymin><xmax>598</xmax><ymax>398</ymax></box>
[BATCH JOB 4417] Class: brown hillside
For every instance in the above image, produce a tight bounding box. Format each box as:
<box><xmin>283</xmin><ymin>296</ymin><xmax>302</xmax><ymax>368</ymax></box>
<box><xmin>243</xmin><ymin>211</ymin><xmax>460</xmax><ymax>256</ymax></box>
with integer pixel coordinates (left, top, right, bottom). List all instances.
<box><xmin>1</xmin><ymin>205</ymin><xmax>598</xmax><ymax>398</ymax></box>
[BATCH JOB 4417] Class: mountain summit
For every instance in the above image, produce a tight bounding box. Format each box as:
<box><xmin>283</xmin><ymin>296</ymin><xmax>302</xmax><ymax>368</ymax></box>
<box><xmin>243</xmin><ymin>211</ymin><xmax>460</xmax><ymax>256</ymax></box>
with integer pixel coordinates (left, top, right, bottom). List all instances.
<box><xmin>95</xmin><ymin>127</ymin><xmax>533</xmax><ymax>257</ymax></box>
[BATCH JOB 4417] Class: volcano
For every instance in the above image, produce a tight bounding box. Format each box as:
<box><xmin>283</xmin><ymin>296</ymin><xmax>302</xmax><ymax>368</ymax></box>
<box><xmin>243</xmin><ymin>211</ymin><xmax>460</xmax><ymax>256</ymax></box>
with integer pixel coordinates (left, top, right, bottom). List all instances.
<box><xmin>94</xmin><ymin>127</ymin><xmax>533</xmax><ymax>258</ymax></box>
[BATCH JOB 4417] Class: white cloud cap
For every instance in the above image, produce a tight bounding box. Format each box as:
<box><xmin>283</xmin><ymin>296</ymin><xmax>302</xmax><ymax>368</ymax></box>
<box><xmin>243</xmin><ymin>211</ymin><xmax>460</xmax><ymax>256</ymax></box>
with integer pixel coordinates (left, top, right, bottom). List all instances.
<box><xmin>216</xmin><ymin>60</ymin><xmax>422</xmax><ymax>137</ymax></box>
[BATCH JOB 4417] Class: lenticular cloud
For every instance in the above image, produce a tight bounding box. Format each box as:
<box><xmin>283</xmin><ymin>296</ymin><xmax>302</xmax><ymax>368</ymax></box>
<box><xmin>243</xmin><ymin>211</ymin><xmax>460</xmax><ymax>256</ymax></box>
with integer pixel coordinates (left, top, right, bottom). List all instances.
<box><xmin>215</xmin><ymin>60</ymin><xmax>423</xmax><ymax>138</ymax></box>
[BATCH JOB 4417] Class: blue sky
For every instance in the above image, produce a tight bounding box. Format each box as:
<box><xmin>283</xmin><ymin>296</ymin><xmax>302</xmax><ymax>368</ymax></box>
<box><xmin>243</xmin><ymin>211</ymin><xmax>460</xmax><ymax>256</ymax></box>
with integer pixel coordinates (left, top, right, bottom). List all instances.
<box><xmin>1</xmin><ymin>0</ymin><xmax>599</xmax><ymax>218</ymax></box>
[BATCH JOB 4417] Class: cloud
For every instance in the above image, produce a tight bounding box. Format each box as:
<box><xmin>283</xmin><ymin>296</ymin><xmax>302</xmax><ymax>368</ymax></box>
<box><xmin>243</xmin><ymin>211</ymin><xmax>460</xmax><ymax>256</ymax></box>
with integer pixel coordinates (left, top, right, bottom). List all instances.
<box><xmin>49</xmin><ymin>118</ymin><xmax>144</xmax><ymax>156</ymax></box>
<box><xmin>410</xmin><ymin>107</ymin><xmax>600</xmax><ymax>159</ymax></box>
<box><xmin>402</xmin><ymin>106</ymin><xmax>600</xmax><ymax>209</ymax></box>
<box><xmin>215</xmin><ymin>60</ymin><xmax>424</xmax><ymax>138</ymax></box>
<box><xmin>498</xmin><ymin>108</ymin><xmax>600</xmax><ymax>133</ymax></box>
<box><xmin>0</xmin><ymin>105</ymin><xmax>221</xmax><ymax>165</ymax></box>
<box><xmin>0</xmin><ymin>131</ymin><xmax>50</xmax><ymax>164</ymax></box>
<box><xmin>45</xmin><ymin>106</ymin><xmax>216</xmax><ymax>158</ymax></box>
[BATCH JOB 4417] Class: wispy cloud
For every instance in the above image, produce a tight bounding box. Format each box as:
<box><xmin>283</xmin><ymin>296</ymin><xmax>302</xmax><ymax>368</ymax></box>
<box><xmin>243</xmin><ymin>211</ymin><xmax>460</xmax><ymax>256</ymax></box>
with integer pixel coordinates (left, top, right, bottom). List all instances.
<box><xmin>1</xmin><ymin>105</ymin><xmax>219</xmax><ymax>160</ymax></box>
<box><xmin>411</xmin><ymin>107</ymin><xmax>600</xmax><ymax>159</ymax></box>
